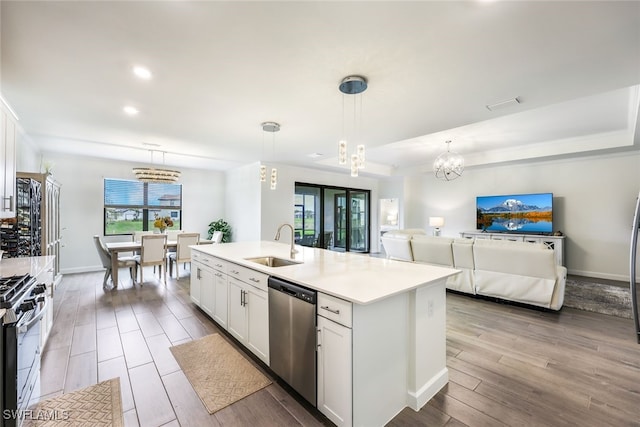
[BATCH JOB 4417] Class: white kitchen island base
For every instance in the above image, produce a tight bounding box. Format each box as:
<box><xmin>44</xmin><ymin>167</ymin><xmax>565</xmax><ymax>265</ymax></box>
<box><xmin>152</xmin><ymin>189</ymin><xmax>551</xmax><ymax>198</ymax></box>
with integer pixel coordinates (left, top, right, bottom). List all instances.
<box><xmin>190</xmin><ymin>241</ymin><xmax>457</xmax><ymax>427</ymax></box>
<box><xmin>352</xmin><ymin>278</ymin><xmax>448</xmax><ymax>426</ymax></box>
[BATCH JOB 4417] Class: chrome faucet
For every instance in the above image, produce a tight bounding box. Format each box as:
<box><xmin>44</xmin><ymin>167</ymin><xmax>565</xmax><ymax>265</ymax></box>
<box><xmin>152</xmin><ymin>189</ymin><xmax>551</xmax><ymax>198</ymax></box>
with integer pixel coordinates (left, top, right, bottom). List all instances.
<box><xmin>274</xmin><ymin>223</ymin><xmax>299</xmax><ymax>259</ymax></box>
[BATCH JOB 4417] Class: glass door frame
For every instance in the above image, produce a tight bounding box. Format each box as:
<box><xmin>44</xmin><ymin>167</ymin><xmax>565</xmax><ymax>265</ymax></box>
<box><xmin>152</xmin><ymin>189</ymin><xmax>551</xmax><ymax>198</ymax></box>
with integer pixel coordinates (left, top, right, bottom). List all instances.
<box><xmin>295</xmin><ymin>182</ymin><xmax>371</xmax><ymax>253</ymax></box>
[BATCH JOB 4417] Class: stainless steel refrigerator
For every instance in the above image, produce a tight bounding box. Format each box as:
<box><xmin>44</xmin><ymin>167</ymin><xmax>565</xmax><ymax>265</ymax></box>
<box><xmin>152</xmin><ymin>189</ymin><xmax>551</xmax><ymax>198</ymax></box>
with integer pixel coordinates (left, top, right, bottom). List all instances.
<box><xmin>631</xmin><ymin>191</ymin><xmax>640</xmax><ymax>343</ymax></box>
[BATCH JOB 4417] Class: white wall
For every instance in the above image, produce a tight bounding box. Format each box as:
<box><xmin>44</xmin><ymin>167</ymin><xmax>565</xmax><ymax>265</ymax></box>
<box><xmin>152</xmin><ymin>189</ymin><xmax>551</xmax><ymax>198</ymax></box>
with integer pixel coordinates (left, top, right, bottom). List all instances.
<box><xmin>15</xmin><ymin>126</ymin><xmax>40</xmax><ymax>173</ymax></box>
<box><xmin>402</xmin><ymin>151</ymin><xmax>640</xmax><ymax>282</ymax></box>
<box><xmin>225</xmin><ymin>162</ymin><xmax>262</xmax><ymax>242</ymax></box>
<box><xmin>39</xmin><ymin>152</ymin><xmax>225</xmax><ymax>273</ymax></box>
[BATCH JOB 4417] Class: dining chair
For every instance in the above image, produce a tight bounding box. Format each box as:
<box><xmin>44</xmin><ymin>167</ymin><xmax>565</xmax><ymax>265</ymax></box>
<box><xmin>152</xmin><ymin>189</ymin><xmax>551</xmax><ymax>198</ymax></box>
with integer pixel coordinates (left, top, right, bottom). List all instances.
<box><xmin>165</xmin><ymin>229</ymin><xmax>181</xmax><ymax>258</ymax></box>
<box><xmin>134</xmin><ymin>234</ymin><xmax>168</xmax><ymax>285</ymax></box>
<box><xmin>93</xmin><ymin>235</ymin><xmax>137</xmax><ymax>288</ymax></box>
<box><xmin>166</xmin><ymin>229</ymin><xmax>182</xmax><ymax>241</ymax></box>
<box><xmin>133</xmin><ymin>230</ymin><xmax>154</xmax><ymax>242</ymax></box>
<box><xmin>167</xmin><ymin>232</ymin><xmax>200</xmax><ymax>278</ymax></box>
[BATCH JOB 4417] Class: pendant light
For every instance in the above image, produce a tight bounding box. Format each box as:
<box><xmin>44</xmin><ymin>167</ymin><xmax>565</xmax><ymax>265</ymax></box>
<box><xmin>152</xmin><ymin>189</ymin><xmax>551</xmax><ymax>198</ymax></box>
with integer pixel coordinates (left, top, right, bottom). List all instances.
<box><xmin>338</xmin><ymin>75</ymin><xmax>367</xmax><ymax>176</ymax></box>
<box><xmin>260</xmin><ymin>121</ymin><xmax>280</xmax><ymax>190</ymax></box>
<box><xmin>433</xmin><ymin>140</ymin><xmax>464</xmax><ymax>181</ymax></box>
<box><xmin>133</xmin><ymin>150</ymin><xmax>181</xmax><ymax>183</ymax></box>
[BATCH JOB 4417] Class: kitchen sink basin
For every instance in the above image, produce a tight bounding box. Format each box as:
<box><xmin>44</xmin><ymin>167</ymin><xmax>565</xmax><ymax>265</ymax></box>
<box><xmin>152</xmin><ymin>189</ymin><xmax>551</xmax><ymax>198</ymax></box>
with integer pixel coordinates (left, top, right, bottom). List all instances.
<box><xmin>244</xmin><ymin>256</ymin><xmax>302</xmax><ymax>268</ymax></box>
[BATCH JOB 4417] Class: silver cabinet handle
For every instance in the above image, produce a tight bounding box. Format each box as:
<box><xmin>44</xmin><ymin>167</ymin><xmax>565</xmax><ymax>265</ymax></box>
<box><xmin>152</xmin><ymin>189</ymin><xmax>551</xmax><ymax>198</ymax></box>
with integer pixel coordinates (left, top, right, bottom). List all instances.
<box><xmin>249</xmin><ymin>277</ymin><xmax>260</xmax><ymax>283</ymax></box>
<box><xmin>1</xmin><ymin>195</ymin><xmax>13</xmax><ymax>211</ymax></box>
<box><xmin>196</xmin><ymin>268</ymin><xmax>201</xmax><ymax>280</ymax></box>
<box><xmin>317</xmin><ymin>328</ymin><xmax>322</xmax><ymax>348</ymax></box>
<box><xmin>230</xmin><ymin>269</ymin><xmax>240</xmax><ymax>275</ymax></box>
<box><xmin>215</xmin><ymin>264</ymin><xmax>223</xmax><ymax>268</ymax></box>
<box><xmin>215</xmin><ymin>272</ymin><xmax>223</xmax><ymax>278</ymax></box>
<box><xmin>320</xmin><ymin>305</ymin><xmax>340</xmax><ymax>315</ymax></box>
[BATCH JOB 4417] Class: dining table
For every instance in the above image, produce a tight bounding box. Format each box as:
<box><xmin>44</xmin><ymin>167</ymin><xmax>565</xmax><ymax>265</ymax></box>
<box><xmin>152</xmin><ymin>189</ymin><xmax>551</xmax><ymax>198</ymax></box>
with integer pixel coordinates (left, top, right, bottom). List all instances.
<box><xmin>105</xmin><ymin>239</ymin><xmax>212</xmax><ymax>288</ymax></box>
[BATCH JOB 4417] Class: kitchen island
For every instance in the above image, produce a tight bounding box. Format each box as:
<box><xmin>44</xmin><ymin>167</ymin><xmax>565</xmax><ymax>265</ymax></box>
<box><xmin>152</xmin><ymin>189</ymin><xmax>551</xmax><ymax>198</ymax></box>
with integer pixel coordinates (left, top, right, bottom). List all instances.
<box><xmin>191</xmin><ymin>241</ymin><xmax>458</xmax><ymax>427</ymax></box>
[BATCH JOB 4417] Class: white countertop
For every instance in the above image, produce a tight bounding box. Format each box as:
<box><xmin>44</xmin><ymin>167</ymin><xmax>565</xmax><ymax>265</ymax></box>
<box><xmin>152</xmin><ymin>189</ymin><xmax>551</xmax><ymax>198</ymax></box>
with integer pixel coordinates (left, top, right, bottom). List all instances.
<box><xmin>0</xmin><ymin>256</ymin><xmax>56</xmax><ymax>278</ymax></box>
<box><xmin>192</xmin><ymin>241</ymin><xmax>459</xmax><ymax>305</ymax></box>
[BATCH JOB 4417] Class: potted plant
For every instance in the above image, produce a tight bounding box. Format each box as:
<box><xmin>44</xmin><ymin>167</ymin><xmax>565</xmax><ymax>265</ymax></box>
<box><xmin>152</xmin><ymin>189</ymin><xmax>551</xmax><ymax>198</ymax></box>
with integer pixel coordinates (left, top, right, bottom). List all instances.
<box><xmin>208</xmin><ymin>219</ymin><xmax>232</xmax><ymax>243</ymax></box>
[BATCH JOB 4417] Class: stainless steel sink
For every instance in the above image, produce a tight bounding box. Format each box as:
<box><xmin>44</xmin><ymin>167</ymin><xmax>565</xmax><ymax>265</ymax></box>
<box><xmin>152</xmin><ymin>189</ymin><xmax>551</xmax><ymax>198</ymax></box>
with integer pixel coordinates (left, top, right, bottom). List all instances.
<box><xmin>244</xmin><ymin>256</ymin><xmax>302</xmax><ymax>268</ymax></box>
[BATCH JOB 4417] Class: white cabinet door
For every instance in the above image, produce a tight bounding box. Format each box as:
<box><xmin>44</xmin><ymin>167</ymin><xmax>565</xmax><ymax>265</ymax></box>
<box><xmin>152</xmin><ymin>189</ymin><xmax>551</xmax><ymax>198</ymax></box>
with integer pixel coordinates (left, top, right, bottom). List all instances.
<box><xmin>200</xmin><ymin>266</ymin><xmax>215</xmax><ymax>317</ymax></box>
<box><xmin>190</xmin><ymin>262</ymin><xmax>202</xmax><ymax>306</ymax></box>
<box><xmin>0</xmin><ymin>108</ymin><xmax>16</xmax><ymax>218</ymax></box>
<box><xmin>227</xmin><ymin>278</ymin><xmax>247</xmax><ymax>343</ymax></box>
<box><xmin>37</xmin><ymin>263</ymin><xmax>55</xmax><ymax>350</ymax></box>
<box><xmin>213</xmin><ymin>271</ymin><xmax>228</xmax><ymax>329</ymax></box>
<box><xmin>317</xmin><ymin>315</ymin><xmax>352</xmax><ymax>427</ymax></box>
<box><xmin>246</xmin><ymin>286</ymin><xmax>269</xmax><ymax>365</ymax></box>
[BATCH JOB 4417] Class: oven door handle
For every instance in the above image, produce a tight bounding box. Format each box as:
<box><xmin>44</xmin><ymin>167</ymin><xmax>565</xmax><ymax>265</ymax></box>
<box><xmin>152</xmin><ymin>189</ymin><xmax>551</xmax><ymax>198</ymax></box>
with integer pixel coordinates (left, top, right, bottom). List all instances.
<box><xmin>17</xmin><ymin>299</ymin><xmax>48</xmax><ymax>334</ymax></box>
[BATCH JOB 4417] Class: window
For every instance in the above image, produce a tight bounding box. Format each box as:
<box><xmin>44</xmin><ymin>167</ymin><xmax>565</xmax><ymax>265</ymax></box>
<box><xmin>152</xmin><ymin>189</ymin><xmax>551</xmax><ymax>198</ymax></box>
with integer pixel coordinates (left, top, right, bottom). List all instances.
<box><xmin>104</xmin><ymin>178</ymin><xmax>182</xmax><ymax>235</ymax></box>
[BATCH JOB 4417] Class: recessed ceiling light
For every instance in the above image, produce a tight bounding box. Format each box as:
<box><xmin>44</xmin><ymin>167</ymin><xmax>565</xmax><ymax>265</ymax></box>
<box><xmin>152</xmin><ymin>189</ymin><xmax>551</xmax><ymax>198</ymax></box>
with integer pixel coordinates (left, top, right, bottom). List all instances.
<box><xmin>308</xmin><ymin>153</ymin><xmax>324</xmax><ymax>158</ymax></box>
<box><xmin>142</xmin><ymin>142</ymin><xmax>161</xmax><ymax>147</ymax></box>
<box><xmin>123</xmin><ymin>105</ymin><xmax>139</xmax><ymax>115</ymax></box>
<box><xmin>132</xmin><ymin>65</ymin><xmax>152</xmax><ymax>80</ymax></box>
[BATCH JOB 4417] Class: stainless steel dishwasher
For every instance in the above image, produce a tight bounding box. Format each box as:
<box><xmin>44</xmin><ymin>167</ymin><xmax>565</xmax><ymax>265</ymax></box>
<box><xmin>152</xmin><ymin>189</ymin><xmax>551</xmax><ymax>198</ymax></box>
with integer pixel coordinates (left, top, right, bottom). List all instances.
<box><xmin>268</xmin><ymin>276</ymin><xmax>317</xmax><ymax>405</ymax></box>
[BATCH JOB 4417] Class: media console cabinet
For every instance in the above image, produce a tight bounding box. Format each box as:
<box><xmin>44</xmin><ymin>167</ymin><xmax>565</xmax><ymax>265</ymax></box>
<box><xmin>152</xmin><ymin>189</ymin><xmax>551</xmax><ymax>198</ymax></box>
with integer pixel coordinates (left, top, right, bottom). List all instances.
<box><xmin>459</xmin><ymin>231</ymin><xmax>565</xmax><ymax>266</ymax></box>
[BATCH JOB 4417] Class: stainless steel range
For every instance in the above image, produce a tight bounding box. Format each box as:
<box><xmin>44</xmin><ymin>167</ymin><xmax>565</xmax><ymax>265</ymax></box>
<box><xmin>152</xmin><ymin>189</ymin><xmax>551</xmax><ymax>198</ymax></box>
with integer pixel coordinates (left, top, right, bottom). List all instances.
<box><xmin>1</xmin><ymin>274</ymin><xmax>47</xmax><ymax>427</ymax></box>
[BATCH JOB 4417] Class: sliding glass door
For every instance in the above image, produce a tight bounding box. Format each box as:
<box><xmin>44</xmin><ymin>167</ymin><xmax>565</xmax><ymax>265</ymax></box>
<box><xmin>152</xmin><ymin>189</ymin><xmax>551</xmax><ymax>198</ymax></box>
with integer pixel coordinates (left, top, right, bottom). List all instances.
<box><xmin>349</xmin><ymin>191</ymin><xmax>369</xmax><ymax>252</ymax></box>
<box><xmin>294</xmin><ymin>183</ymin><xmax>370</xmax><ymax>253</ymax></box>
<box><xmin>294</xmin><ymin>185</ymin><xmax>321</xmax><ymax>246</ymax></box>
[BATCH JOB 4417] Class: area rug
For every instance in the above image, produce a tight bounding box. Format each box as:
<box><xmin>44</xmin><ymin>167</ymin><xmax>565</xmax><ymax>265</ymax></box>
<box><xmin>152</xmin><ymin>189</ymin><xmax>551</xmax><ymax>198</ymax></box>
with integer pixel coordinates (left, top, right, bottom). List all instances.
<box><xmin>24</xmin><ymin>378</ymin><xmax>123</xmax><ymax>427</ymax></box>
<box><xmin>564</xmin><ymin>277</ymin><xmax>632</xmax><ymax>318</ymax></box>
<box><xmin>169</xmin><ymin>333</ymin><xmax>271</xmax><ymax>414</ymax></box>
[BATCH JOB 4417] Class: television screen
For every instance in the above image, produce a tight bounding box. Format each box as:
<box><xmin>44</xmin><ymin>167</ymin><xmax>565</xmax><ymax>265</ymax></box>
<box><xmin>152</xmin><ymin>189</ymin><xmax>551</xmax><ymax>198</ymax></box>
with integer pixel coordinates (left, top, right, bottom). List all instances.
<box><xmin>476</xmin><ymin>192</ymin><xmax>553</xmax><ymax>234</ymax></box>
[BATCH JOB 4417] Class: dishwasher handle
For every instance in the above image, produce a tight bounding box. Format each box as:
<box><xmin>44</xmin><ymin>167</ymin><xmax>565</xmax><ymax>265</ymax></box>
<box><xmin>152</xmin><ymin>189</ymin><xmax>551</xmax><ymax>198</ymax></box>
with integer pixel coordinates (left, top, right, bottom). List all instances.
<box><xmin>268</xmin><ymin>277</ymin><xmax>316</xmax><ymax>304</ymax></box>
<box><xmin>278</xmin><ymin>286</ymin><xmax>297</xmax><ymax>297</ymax></box>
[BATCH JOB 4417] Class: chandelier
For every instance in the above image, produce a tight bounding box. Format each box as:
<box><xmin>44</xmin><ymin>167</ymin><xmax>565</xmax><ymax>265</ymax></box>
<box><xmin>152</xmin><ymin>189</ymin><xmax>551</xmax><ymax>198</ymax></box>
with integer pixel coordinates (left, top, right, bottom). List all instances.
<box><xmin>132</xmin><ymin>150</ymin><xmax>181</xmax><ymax>183</ymax></box>
<box><xmin>260</xmin><ymin>121</ymin><xmax>279</xmax><ymax>190</ymax></box>
<box><xmin>338</xmin><ymin>75</ymin><xmax>367</xmax><ymax>177</ymax></box>
<box><xmin>433</xmin><ymin>140</ymin><xmax>464</xmax><ymax>181</ymax></box>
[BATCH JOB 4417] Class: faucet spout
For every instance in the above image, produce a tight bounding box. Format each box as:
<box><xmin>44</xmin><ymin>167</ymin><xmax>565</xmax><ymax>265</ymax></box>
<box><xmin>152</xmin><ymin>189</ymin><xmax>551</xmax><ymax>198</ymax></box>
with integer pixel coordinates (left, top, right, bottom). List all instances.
<box><xmin>274</xmin><ymin>223</ymin><xmax>298</xmax><ymax>259</ymax></box>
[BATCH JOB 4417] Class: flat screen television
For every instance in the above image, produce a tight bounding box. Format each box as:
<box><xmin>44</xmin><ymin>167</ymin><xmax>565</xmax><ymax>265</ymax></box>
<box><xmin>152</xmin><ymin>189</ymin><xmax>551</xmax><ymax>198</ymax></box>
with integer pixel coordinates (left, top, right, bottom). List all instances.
<box><xmin>476</xmin><ymin>192</ymin><xmax>553</xmax><ymax>234</ymax></box>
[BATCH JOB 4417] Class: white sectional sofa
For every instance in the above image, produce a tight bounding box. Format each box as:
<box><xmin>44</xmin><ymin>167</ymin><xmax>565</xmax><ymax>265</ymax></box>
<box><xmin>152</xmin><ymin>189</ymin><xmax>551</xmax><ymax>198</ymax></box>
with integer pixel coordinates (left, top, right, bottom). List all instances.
<box><xmin>381</xmin><ymin>230</ymin><xmax>567</xmax><ymax>310</ymax></box>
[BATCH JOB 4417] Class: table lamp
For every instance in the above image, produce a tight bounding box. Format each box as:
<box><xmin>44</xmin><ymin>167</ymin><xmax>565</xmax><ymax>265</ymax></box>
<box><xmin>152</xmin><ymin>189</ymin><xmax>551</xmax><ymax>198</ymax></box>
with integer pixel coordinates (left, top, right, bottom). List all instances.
<box><xmin>429</xmin><ymin>217</ymin><xmax>445</xmax><ymax>236</ymax></box>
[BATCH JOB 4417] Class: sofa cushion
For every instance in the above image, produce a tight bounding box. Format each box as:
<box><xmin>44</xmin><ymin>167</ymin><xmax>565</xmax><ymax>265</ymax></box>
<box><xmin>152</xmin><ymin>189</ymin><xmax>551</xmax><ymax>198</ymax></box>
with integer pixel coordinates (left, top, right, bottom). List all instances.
<box><xmin>473</xmin><ymin>242</ymin><xmax>559</xmax><ymax>308</ymax></box>
<box><xmin>452</xmin><ymin>238</ymin><xmax>475</xmax><ymax>270</ymax></box>
<box><xmin>381</xmin><ymin>233</ymin><xmax>413</xmax><ymax>261</ymax></box>
<box><xmin>410</xmin><ymin>235</ymin><xmax>454</xmax><ymax>267</ymax></box>
<box><xmin>474</xmin><ymin>270</ymin><xmax>557</xmax><ymax>308</ymax></box>
<box><xmin>474</xmin><ymin>243</ymin><xmax>556</xmax><ymax>279</ymax></box>
<box><xmin>446</xmin><ymin>269</ymin><xmax>475</xmax><ymax>294</ymax></box>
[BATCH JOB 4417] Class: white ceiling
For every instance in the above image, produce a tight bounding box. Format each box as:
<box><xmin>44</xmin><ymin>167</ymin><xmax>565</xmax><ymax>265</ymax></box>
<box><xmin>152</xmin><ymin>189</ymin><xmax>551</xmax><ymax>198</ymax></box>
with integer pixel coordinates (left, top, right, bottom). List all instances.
<box><xmin>2</xmin><ymin>1</ymin><xmax>639</xmax><ymax>177</ymax></box>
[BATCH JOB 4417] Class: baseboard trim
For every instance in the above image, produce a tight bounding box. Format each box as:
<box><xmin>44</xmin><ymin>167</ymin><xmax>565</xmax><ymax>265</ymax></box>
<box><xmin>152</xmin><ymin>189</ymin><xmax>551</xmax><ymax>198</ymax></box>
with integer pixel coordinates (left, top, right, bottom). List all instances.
<box><xmin>61</xmin><ymin>266</ymin><xmax>104</xmax><ymax>275</ymax></box>
<box><xmin>406</xmin><ymin>367</ymin><xmax>448</xmax><ymax>411</ymax></box>
<box><xmin>567</xmin><ymin>269</ymin><xmax>630</xmax><ymax>284</ymax></box>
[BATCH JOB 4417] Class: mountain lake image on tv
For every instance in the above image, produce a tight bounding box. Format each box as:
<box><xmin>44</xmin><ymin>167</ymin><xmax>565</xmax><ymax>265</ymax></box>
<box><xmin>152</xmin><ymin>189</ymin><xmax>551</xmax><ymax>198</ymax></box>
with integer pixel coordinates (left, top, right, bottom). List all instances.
<box><xmin>476</xmin><ymin>192</ymin><xmax>553</xmax><ymax>234</ymax></box>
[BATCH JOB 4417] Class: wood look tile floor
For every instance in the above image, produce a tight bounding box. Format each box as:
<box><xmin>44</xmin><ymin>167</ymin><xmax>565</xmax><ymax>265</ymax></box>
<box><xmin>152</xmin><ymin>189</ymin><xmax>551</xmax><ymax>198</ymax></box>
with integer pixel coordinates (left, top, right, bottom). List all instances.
<box><xmin>38</xmin><ymin>269</ymin><xmax>640</xmax><ymax>427</ymax></box>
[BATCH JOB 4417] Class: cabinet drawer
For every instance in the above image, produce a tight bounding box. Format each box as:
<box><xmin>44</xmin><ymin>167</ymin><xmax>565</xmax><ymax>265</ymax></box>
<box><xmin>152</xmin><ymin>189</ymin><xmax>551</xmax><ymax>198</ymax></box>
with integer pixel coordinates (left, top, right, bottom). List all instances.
<box><xmin>192</xmin><ymin>251</ymin><xmax>216</xmax><ymax>268</ymax></box>
<box><xmin>318</xmin><ymin>293</ymin><xmax>352</xmax><ymax>328</ymax></box>
<box><xmin>210</xmin><ymin>257</ymin><xmax>228</xmax><ymax>273</ymax></box>
<box><xmin>227</xmin><ymin>263</ymin><xmax>269</xmax><ymax>291</ymax></box>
